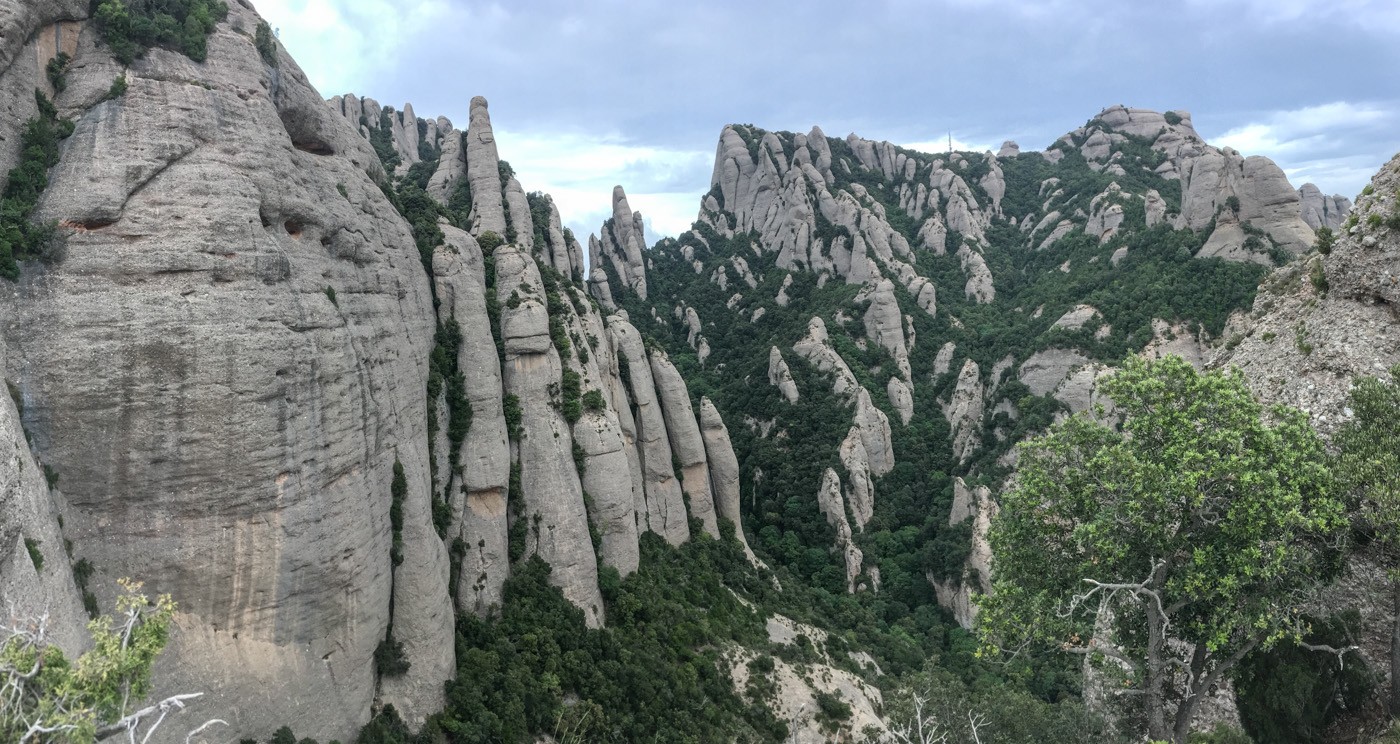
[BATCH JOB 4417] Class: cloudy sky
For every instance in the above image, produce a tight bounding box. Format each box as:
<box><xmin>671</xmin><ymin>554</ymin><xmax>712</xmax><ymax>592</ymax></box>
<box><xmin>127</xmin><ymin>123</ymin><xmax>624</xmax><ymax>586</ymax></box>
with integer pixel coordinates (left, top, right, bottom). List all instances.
<box><xmin>253</xmin><ymin>0</ymin><xmax>1400</xmax><ymax>242</ymax></box>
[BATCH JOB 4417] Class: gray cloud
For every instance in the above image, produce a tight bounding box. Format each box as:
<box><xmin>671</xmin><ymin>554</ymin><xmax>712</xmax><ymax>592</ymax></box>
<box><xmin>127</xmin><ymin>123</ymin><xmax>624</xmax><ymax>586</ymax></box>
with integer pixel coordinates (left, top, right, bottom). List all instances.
<box><xmin>257</xmin><ymin>0</ymin><xmax>1400</xmax><ymax>236</ymax></box>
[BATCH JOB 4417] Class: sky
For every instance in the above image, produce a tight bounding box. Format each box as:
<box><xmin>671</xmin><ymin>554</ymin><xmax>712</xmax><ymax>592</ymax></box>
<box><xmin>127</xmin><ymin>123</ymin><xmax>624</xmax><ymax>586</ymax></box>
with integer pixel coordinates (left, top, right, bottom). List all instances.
<box><xmin>252</xmin><ymin>0</ymin><xmax>1400</xmax><ymax>243</ymax></box>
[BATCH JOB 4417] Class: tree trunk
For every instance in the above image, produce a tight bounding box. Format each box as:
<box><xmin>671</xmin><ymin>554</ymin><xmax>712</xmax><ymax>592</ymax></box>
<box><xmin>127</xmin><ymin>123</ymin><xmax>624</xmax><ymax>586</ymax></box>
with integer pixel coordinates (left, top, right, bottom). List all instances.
<box><xmin>1145</xmin><ymin>607</ymin><xmax>1170</xmax><ymax>742</ymax></box>
<box><xmin>1391</xmin><ymin>577</ymin><xmax>1400</xmax><ymax>716</ymax></box>
<box><xmin>1171</xmin><ymin>645</ymin><xmax>1209</xmax><ymax>744</ymax></box>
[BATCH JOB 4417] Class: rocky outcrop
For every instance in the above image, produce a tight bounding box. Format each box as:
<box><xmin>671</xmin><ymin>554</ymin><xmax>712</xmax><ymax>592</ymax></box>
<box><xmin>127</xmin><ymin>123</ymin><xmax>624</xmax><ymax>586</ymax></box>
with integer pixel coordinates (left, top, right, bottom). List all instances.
<box><xmin>767</xmin><ymin>346</ymin><xmax>800</xmax><ymax>403</ymax></box>
<box><xmin>0</xmin><ymin>341</ymin><xmax>88</xmax><ymax>656</ymax></box>
<box><xmin>1019</xmin><ymin>348</ymin><xmax>1091</xmax><ymax>397</ymax></box>
<box><xmin>465</xmin><ymin>96</ymin><xmax>508</xmax><ymax>237</ymax></box>
<box><xmin>699</xmin><ymin>398</ymin><xmax>748</xmax><ymax>549</ymax></box>
<box><xmin>815</xmin><ymin>468</ymin><xmax>863</xmax><ymax>592</ymax></box>
<box><xmin>728</xmin><ymin>639</ymin><xmax>885</xmax><ymax>744</ymax></box>
<box><xmin>887</xmin><ymin>377</ymin><xmax>913</xmax><ymax>425</ymax></box>
<box><xmin>1297</xmin><ymin>183</ymin><xmax>1352</xmax><ymax>231</ymax></box>
<box><xmin>931</xmin><ymin>478</ymin><xmax>998</xmax><ymax>629</ymax></box>
<box><xmin>957</xmin><ymin>244</ymin><xmax>995</xmax><ymax>302</ymax></box>
<box><xmin>609</xmin><ymin>317</ymin><xmax>690</xmax><ymax>544</ymax></box>
<box><xmin>649</xmin><ymin>349</ymin><xmax>720</xmax><ymax>538</ymax></box>
<box><xmin>793</xmin><ymin>317</ymin><xmax>862</xmax><ymax>398</ymax></box>
<box><xmin>1217</xmin><ymin>152</ymin><xmax>1400</xmax><ymax>433</ymax></box>
<box><xmin>591</xmin><ymin>186</ymin><xmax>650</xmax><ymax>301</ymax></box>
<box><xmin>497</xmin><ymin>246</ymin><xmax>604</xmax><ymax>626</ymax></box>
<box><xmin>943</xmin><ymin>360</ymin><xmax>984</xmax><ymax>463</ymax></box>
<box><xmin>861</xmin><ymin>278</ymin><xmax>912</xmax><ymax>381</ymax></box>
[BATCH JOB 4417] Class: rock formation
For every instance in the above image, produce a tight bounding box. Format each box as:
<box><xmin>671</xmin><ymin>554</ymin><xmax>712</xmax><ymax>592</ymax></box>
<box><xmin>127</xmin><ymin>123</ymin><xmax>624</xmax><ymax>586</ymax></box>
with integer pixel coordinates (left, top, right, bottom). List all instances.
<box><xmin>930</xmin><ymin>478</ymin><xmax>998</xmax><ymax>629</ymax></box>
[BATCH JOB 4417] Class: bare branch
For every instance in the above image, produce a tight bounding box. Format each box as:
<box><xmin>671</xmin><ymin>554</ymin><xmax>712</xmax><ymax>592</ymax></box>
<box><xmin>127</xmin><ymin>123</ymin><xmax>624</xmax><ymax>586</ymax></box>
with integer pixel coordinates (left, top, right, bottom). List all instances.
<box><xmin>1298</xmin><ymin>641</ymin><xmax>1361</xmax><ymax>670</ymax></box>
<box><xmin>94</xmin><ymin>693</ymin><xmax>205</xmax><ymax>742</ymax></box>
<box><xmin>184</xmin><ymin>719</ymin><xmax>229</xmax><ymax>744</ymax></box>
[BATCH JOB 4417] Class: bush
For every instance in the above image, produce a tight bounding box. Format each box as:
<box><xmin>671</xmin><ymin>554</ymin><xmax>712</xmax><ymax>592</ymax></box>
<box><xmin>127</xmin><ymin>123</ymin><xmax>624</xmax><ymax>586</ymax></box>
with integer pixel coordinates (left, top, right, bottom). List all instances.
<box><xmin>503</xmin><ymin>394</ymin><xmax>523</xmax><ymax>440</ymax></box>
<box><xmin>254</xmin><ymin>20</ymin><xmax>278</xmax><ymax>67</ymax></box>
<box><xmin>324</xmin><ymin>286</ymin><xmax>337</xmax><ymax>307</ymax></box>
<box><xmin>560</xmin><ymin>369</ymin><xmax>582</xmax><ymax>423</ymax></box>
<box><xmin>45</xmin><ymin>53</ymin><xmax>70</xmax><ymax>93</ymax></box>
<box><xmin>1309</xmin><ymin>260</ymin><xmax>1328</xmax><ymax>295</ymax></box>
<box><xmin>0</xmin><ymin>92</ymin><xmax>75</xmax><ymax>282</ymax></box>
<box><xmin>374</xmin><ymin>637</ymin><xmax>410</xmax><ymax>677</ymax></box>
<box><xmin>389</xmin><ymin>460</ymin><xmax>406</xmax><ymax>566</ymax></box>
<box><xmin>582</xmin><ymin>389</ymin><xmax>606</xmax><ymax>412</ymax></box>
<box><xmin>1314</xmin><ymin>227</ymin><xmax>1335</xmax><ymax>254</ymax></box>
<box><xmin>1164</xmin><ymin>110</ymin><xmax>1183</xmax><ymax>126</ymax></box>
<box><xmin>23</xmin><ymin>538</ymin><xmax>42</xmax><ymax>571</ymax></box>
<box><xmin>93</xmin><ymin>0</ymin><xmax>229</xmax><ymax>65</ymax></box>
<box><xmin>106</xmin><ymin>75</ymin><xmax>128</xmax><ymax>101</ymax></box>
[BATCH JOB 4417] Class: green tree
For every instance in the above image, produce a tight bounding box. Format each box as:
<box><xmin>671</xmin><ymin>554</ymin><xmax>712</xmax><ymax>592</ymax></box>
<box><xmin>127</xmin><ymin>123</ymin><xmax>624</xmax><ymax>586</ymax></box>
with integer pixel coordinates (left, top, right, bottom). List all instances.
<box><xmin>1333</xmin><ymin>364</ymin><xmax>1400</xmax><ymax>715</ymax></box>
<box><xmin>0</xmin><ymin>579</ymin><xmax>218</xmax><ymax>742</ymax></box>
<box><xmin>978</xmin><ymin>355</ymin><xmax>1344</xmax><ymax>744</ymax></box>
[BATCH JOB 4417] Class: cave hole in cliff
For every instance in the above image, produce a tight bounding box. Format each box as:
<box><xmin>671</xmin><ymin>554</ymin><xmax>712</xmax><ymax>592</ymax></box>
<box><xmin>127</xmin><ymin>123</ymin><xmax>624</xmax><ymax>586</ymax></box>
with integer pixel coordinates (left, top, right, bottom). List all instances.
<box><xmin>284</xmin><ymin>220</ymin><xmax>303</xmax><ymax>239</ymax></box>
<box><xmin>291</xmin><ymin>139</ymin><xmax>335</xmax><ymax>156</ymax></box>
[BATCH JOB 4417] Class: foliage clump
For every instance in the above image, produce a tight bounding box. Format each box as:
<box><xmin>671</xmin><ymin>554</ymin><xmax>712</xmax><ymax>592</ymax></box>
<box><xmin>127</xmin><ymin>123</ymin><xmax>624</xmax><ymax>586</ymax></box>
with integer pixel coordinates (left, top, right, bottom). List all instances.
<box><xmin>93</xmin><ymin>0</ymin><xmax>229</xmax><ymax>64</ymax></box>
<box><xmin>0</xmin><ymin>92</ymin><xmax>74</xmax><ymax>281</ymax></box>
<box><xmin>0</xmin><ymin>580</ymin><xmax>187</xmax><ymax>742</ymax></box>
<box><xmin>254</xmin><ymin>20</ymin><xmax>278</xmax><ymax>67</ymax></box>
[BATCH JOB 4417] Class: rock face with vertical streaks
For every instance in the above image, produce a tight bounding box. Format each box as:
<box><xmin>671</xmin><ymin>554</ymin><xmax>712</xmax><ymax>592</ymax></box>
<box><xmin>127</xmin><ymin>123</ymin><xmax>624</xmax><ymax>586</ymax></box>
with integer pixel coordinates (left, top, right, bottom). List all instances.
<box><xmin>649</xmin><ymin>349</ymin><xmax>720</xmax><ymax>538</ymax></box>
<box><xmin>609</xmin><ymin>317</ymin><xmax>690</xmax><ymax>544</ymax></box>
<box><xmin>496</xmin><ymin>245</ymin><xmax>603</xmax><ymax>627</ymax></box>
<box><xmin>0</xmin><ymin>3</ymin><xmax>462</xmax><ymax>738</ymax></box>
<box><xmin>434</xmin><ymin>226</ymin><xmax>509</xmax><ymax>616</ymax></box>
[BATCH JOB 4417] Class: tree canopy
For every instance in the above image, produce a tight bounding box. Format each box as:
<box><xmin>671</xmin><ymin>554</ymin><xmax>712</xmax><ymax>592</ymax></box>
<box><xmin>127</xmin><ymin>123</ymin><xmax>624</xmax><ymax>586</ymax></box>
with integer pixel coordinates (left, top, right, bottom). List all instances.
<box><xmin>978</xmin><ymin>355</ymin><xmax>1345</xmax><ymax>743</ymax></box>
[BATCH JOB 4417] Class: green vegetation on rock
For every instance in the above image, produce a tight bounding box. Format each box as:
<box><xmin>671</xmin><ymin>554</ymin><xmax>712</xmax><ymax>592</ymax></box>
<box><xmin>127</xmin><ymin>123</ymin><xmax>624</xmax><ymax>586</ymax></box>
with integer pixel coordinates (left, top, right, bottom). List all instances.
<box><xmin>93</xmin><ymin>0</ymin><xmax>228</xmax><ymax>64</ymax></box>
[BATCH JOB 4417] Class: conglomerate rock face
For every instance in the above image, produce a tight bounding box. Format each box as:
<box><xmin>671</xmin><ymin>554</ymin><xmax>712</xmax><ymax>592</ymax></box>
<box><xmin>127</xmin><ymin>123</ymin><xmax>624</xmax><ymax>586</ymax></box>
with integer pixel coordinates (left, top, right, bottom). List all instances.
<box><xmin>0</xmin><ymin>3</ymin><xmax>752</xmax><ymax>741</ymax></box>
<box><xmin>3</xmin><ymin>2</ymin><xmax>450</xmax><ymax>738</ymax></box>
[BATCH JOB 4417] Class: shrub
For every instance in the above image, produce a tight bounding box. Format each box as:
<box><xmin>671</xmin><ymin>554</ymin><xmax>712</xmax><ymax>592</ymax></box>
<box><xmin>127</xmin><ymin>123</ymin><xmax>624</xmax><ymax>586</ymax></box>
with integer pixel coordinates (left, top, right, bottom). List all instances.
<box><xmin>45</xmin><ymin>53</ymin><xmax>70</xmax><ymax>93</ymax></box>
<box><xmin>336</xmin><ymin>182</ymin><xmax>347</xmax><ymax>199</ymax></box>
<box><xmin>1308</xmin><ymin>260</ymin><xmax>1328</xmax><ymax>295</ymax></box>
<box><xmin>0</xmin><ymin>93</ymin><xmax>74</xmax><ymax>281</ymax></box>
<box><xmin>1164</xmin><ymin>110</ymin><xmax>1183</xmax><ymax>126</ymax></box>
<box><xmin>323</xmin><ymin>286</ymin><xmax>337</xmax><ymax>307</ymax></box>
<box><xmin>254</xmin><ymin>20</ymin><xmax>278</xmax><ymax>67</ymax></box>
<box><xmin>477</xmin><ymin>230</ymin><xmax>503</xmax><ymax>253</ymax></box>
<box><xmin>23</xmin><ymin>538</ymin><xmax>42</xmax><ymax>571</ymax></box>
<box><xmin>389</xmin><ymin>460</ymin><xmax>406</xmax><ymax>566</ymax></box>
<box><xmin>503</xmin><ymin>394</ymin><xmax>524</xmax><ymax>441</ymax></box>
<box><xmin>1314</xmin><ymin>227</ymin><xmax>1334</xmax><ymax>254</ymax></box>
<box><xmin>581</xmin><ymin>389</ymin><xmax>606</xmax><ymax>412</ymax></box>
<box><xmin>93</xmin><ymin>0</ymin><xmax>229</xmax><ymax>65</ymax></box>
<box><xmin>374</xmin><ymin>637</ymin><xmax>410</xmax><ymax>677</ymax></box>
<box><xmin>560</xmin><ymin>369</ymin><xmax>582</xmax><ymax>423</ymax></box>
<box><xmin>106</xmin><ymin>74</ymin><xmax>128</xmax><ymax>100</ymax></box>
